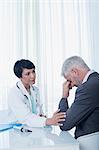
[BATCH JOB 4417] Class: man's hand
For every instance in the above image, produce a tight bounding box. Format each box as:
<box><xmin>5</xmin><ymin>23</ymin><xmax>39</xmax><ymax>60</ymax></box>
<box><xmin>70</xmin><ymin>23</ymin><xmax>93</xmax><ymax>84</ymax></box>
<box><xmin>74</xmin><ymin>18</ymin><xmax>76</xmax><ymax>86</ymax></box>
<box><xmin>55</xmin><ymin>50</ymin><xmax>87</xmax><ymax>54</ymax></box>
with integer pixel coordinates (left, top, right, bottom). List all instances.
<box><xmin>45</xmin><ymin>110</ymin><xmax>66</xmax><ymax>126</ymax></box>
<box><xmin>62</xmin><ymin>81</ymin><xmax>71</xmax><ymax>98</ymax></box>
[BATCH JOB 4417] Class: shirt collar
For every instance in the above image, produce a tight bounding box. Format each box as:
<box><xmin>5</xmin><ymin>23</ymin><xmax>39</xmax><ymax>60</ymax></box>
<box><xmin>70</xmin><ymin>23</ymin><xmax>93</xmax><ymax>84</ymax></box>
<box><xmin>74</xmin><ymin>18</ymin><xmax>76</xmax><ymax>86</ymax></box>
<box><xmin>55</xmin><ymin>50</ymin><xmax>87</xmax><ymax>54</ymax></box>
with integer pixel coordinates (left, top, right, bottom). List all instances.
<box><xmin>82</xmin><ymin>70</ymin><xmax>95</xmax><ymax>84</ymax></box>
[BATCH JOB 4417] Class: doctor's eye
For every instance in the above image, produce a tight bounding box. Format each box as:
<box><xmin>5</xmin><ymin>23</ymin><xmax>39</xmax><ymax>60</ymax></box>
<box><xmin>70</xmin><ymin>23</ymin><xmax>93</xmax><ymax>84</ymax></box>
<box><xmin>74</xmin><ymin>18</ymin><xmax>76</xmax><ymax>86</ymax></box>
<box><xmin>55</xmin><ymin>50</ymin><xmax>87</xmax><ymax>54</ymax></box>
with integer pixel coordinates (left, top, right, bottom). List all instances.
<box><xmin>32</xmin><ymin>70</ymin><xmax>35</xmax><ymax>73</ymax></box>
<box><xmin>24</xmin><ymin>72</ymin><xmax>30</xmax><ymax>76</ymax></box>
<box><xmin>27</xmin><ymin>72</ymin><xmax>30</xmax><ymax>75</ymax></box>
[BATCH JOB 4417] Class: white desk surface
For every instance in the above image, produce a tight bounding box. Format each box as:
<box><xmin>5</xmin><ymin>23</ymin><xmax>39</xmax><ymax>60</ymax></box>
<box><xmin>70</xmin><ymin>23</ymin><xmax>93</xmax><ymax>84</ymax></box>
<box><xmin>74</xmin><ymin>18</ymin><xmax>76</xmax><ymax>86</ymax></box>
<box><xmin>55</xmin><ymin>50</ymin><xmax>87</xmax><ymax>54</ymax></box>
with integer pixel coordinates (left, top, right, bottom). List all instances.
<box><xmin>0</xmin><ymin>126</ymin><xmax>79</xmax><ymax>150</ymax></box>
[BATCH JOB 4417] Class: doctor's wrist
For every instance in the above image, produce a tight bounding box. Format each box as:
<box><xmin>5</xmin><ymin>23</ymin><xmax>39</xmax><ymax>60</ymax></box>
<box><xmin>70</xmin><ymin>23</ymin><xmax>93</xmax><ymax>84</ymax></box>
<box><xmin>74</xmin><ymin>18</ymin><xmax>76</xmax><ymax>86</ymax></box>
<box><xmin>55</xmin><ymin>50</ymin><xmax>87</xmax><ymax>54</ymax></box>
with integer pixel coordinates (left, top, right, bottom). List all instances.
<box><xmin>45</xmin><ymin>118</ymin><xmax>52</xmax><ymax>126</ymax></box>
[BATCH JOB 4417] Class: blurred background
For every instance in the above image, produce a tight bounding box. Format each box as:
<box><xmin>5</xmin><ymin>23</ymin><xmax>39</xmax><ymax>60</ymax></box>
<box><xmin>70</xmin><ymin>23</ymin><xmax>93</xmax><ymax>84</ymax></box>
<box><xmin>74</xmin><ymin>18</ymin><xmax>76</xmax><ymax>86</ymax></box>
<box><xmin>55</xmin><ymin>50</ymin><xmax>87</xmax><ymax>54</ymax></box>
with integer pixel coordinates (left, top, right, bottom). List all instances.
<box><xmin>0</xmin><ymin>0</ymin><xmax>99</xmax><ymax>120</ymax></box>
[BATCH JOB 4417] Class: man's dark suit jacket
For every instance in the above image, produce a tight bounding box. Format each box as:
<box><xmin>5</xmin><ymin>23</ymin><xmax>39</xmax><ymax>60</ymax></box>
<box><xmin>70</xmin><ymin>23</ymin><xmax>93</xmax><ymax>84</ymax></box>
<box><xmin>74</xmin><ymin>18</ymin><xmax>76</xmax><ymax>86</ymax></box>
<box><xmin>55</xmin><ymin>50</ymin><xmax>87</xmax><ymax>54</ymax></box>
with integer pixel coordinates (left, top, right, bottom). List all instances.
<box><xmin>59</xmin><ymin>72</ymin><xmax>99</xmax><ymax>139</ymax></box>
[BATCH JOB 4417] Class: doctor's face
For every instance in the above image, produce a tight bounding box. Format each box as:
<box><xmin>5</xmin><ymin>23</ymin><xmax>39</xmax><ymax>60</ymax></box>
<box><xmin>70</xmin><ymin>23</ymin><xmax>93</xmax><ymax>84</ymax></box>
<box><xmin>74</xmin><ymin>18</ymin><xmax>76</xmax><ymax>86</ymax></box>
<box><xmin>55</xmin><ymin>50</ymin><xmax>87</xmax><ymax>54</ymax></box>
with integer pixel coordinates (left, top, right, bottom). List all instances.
<box><xmin>20</xmin><ymin>68</ymin><xmax>36</xmax><ymax>89</ymax></box>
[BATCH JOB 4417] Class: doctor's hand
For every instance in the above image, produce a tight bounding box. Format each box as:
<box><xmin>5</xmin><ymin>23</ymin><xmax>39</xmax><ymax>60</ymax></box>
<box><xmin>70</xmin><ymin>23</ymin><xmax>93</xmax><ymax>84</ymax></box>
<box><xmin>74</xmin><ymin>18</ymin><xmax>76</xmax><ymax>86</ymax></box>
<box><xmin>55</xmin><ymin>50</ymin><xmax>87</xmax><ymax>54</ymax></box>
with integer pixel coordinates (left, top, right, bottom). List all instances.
<box><xmin>45</xmin><ymin>110</ymin><xmax>66</xmax><ymax>126</ymax></box>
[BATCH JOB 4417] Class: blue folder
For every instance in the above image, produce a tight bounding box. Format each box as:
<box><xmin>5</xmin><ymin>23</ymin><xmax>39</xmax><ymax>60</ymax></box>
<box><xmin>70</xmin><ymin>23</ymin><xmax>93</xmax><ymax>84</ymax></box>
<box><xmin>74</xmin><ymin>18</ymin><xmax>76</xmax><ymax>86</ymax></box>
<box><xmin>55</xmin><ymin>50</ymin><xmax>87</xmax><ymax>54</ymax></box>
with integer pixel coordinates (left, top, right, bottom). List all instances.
<box><xmin>0</xmin><ymin>123</ymin><xmax>23</xmax><ymax>132</ymax></box>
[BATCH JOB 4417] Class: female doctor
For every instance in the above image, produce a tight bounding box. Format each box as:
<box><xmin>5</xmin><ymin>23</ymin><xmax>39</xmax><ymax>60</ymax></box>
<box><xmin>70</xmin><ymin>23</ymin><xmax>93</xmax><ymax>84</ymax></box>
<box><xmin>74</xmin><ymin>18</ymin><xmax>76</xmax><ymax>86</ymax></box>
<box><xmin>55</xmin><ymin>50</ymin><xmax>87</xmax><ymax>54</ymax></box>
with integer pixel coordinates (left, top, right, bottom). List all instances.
<box><xmin>8</xmin><ymin>59</ymin><xmax>65</xmax><ymax>127</ymax></box>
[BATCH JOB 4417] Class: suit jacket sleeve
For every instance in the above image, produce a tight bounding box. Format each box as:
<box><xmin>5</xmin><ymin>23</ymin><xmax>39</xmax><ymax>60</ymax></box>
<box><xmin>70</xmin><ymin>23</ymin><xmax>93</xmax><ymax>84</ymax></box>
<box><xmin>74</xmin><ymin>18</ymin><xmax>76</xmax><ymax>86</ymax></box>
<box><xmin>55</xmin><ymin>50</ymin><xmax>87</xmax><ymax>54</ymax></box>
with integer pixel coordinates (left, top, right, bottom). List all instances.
<box><xmin>58</xmin><ymin>83</ymin><xmax>96</xmax><ymax>131</ymax></box>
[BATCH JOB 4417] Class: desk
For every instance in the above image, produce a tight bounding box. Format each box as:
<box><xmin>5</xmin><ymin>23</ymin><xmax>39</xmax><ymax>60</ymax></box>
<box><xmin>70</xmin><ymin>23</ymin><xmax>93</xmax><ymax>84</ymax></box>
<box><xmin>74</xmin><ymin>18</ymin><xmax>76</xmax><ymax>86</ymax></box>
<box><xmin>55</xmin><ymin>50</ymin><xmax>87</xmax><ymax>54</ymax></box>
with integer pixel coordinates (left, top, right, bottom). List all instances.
<box><xmin>0</xmin><ymin>126</ymin><xmax>79</xmax><ymax>150</ymax></box>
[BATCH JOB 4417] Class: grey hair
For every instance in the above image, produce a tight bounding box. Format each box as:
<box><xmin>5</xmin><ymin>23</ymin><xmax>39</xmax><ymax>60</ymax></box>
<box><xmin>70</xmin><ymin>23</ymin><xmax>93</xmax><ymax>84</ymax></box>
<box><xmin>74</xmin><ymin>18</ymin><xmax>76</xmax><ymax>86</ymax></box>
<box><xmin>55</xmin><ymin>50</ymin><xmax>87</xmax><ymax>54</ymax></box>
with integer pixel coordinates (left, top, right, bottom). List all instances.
<box><xmin>62</xmin><ymin>56</ymin><xmax>90</xmax><ymax>76</ymax></box>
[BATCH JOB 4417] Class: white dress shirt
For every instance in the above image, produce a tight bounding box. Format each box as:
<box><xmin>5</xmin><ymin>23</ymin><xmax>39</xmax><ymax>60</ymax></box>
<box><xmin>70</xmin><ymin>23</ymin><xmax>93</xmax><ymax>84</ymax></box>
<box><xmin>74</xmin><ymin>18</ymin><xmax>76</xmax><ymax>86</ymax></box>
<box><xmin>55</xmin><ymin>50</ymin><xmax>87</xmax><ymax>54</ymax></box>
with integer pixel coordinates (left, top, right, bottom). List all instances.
<box><xmin>82</xmin><ymin>70</ymin><xmax>95</xmax><ymax>84</ymax></box>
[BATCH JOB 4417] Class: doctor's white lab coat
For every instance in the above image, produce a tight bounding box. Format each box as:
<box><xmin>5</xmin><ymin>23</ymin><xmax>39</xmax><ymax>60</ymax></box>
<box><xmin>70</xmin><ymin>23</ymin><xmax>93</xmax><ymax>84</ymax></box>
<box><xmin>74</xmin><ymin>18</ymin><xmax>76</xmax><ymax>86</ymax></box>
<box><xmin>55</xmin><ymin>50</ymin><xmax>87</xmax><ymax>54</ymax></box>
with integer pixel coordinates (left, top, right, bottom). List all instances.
<box><xmin>8</xmin><ymin>80</ymin><xmax>46</xmax><ymax>127</ymax></box>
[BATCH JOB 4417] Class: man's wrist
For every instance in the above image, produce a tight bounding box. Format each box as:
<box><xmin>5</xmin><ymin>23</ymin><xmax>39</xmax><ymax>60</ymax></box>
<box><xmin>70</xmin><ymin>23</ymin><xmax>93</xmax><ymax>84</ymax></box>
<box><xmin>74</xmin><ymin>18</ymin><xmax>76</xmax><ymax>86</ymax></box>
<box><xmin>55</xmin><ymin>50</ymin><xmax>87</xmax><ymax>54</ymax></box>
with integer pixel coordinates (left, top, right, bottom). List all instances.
<box><xmin>62</xmin><ymin>97</ymin><xmax>67</xmax><ymax>99</ymax></box>
<box><xmin>62</xmin><ymin>93</ymin><xmax>69</xmax><ymax>98</ymax></box>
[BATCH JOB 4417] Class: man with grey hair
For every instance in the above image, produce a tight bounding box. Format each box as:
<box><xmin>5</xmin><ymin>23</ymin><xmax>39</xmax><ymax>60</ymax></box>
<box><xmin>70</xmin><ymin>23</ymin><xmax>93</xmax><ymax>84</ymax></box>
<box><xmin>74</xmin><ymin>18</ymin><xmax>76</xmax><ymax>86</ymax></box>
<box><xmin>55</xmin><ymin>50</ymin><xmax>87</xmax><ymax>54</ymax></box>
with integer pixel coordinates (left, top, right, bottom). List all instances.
<box><xmin>58</xmin><ymin>56</ymin><xmax>99</xmax><ymax>139</ymax></box>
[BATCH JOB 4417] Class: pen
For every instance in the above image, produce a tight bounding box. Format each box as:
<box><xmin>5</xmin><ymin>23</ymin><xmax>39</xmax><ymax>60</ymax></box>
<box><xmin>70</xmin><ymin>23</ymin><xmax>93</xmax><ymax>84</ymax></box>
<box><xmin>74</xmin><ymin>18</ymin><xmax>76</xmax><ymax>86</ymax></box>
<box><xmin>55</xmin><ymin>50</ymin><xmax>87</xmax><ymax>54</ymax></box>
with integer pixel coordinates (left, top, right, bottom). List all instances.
<box><xmin>20</xmin><ymin>127</ymin><xmax>32</xmax><ymax>132</ymax></box>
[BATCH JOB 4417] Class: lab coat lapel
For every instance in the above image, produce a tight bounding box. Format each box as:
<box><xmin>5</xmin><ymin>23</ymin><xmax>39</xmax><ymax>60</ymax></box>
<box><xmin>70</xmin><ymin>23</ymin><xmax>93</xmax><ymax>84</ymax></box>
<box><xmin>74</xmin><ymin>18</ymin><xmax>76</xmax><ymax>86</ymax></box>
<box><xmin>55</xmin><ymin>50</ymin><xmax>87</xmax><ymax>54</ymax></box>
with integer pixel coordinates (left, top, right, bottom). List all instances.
<box><xmin>17</xmin><ymin>80</ymin><xmax>32</xmax><ymax>108</ymax></box>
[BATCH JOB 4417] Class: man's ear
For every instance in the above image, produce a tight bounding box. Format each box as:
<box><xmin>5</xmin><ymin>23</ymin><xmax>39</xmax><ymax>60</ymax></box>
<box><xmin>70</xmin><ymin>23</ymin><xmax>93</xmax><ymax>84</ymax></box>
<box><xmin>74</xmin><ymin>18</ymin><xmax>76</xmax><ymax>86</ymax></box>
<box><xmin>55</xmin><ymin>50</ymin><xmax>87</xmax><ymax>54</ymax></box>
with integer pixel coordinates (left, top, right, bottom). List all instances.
<box><xmin>71</xmin><ymin>68</ymin><xmax>79</xmax><ymax>76</ymax></box>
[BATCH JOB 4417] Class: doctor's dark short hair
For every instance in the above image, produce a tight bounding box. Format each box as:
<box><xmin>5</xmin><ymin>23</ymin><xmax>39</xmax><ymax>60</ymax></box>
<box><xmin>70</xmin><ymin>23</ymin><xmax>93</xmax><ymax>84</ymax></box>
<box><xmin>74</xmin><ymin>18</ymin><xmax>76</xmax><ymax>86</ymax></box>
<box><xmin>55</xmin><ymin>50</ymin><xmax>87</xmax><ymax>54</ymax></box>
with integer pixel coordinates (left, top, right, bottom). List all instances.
<box><xmin>13</xmin><ymin>59</ymin><xmax>35</xmax><ymax>78</ymax></box>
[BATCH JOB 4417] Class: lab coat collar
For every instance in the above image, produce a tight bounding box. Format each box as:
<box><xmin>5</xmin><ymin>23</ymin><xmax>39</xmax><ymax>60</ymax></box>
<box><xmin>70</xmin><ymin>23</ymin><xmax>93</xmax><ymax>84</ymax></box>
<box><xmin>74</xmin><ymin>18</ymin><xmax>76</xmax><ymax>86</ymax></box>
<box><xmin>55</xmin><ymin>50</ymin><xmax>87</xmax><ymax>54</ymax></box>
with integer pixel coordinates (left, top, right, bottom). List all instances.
<box><xmin>16</xmin><ymin>80</ymin><xmax>32</xmax><ymax>99</ymax></box>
